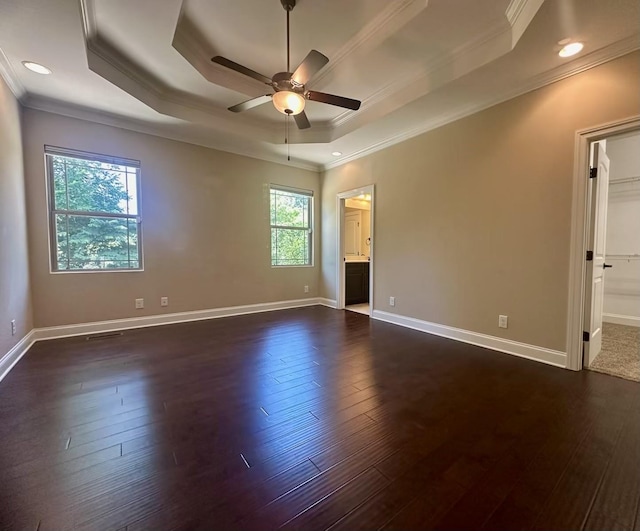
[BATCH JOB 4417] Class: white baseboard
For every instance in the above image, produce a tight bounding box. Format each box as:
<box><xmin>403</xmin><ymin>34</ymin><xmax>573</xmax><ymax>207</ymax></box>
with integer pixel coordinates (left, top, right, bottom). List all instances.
<box><xmin>372</xmin><ymin>310</ymin><xmax>567</xmax><ymax>368</ymax></box>
<box><xmin>1</xmin><ymin>300</ymin><xmax>567</xmax><ymax>386</ymax></box>
<box><xmin>603</xmin><ymin>313</ymin><xmax>640</xmax><ymax>327</ymax></box>
<box><xmin>35</xmin><ymin>298</ymin><xmax>323</xmax><ymax>341</ymax></box>
<box><xmin>1</xmin><ymin>298</ymin><xmax>325</xmax><ymax>384</ymax></box>
<box><xmin>0</xmin><ymin>330</ymin><xmax>37</xmax><ymax>384</ymax></box>
<box><xmin>318</xmin><ymin>298</ymin><xmax>338</xmax><ymax>309</ymax></box>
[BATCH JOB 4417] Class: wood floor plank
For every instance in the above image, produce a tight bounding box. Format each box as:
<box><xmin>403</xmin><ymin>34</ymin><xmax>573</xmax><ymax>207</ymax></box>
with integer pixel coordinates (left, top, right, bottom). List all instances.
<box><xmin>530</xmin><ymin>405</ymin><xmax>627</xmax><ymax>530</ymax></box>
<box><xmin>279</xmin><ymin>466</ymin><xmax>389</xmax><ymax>531</ymax></box>
<box><xmin>583</xmin><ymin>408</ymin><xmax>640</xmax><ymax>530</ymax></box>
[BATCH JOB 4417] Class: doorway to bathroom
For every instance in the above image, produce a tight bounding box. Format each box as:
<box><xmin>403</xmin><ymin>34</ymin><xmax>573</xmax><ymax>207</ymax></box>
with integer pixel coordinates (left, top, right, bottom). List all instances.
<box><xmin>336</xmin><ymin>185</ymin><xmax>374</xmax><ymax>316</ymax></box>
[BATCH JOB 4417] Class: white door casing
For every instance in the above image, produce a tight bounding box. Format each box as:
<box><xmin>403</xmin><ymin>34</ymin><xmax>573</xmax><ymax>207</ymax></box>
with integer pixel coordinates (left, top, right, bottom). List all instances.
<box><xmin>566</xmin><ymin>116</ymin><xmax>639</xmax><ymax>371</ymax></box>
<box><xmin>583</xmin><ymin>142</ymin><xmax>610</xmax><ymax>366</ymax></box>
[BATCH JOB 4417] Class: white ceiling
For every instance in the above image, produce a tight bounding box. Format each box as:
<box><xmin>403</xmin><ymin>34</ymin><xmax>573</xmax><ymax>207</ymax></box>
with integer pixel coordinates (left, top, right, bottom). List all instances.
<box><xmin>0</xmin><ymin>0</ymin><xmax>638</xmax><ymax>170</ymax></box>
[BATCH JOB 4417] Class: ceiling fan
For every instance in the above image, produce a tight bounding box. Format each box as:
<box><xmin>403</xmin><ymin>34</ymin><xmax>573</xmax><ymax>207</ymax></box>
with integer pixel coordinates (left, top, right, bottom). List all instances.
<box><xmin>211</xmin><ymin>0</ymin><xmax>361</xmax><ymax>130</ymax></box>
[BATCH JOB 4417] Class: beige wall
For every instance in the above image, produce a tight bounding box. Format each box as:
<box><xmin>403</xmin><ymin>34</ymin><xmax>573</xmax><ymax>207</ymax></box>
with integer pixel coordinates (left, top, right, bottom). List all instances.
<box><xmin>321</xmin><ymin>51</ymin><xmax>640</xmax><ymax>352</ymax></box>
<box><xmin>0</xmin><ymin>77</ymin><xmax>33</xmax><ymax>357</ymax></box>
<box><xmin>22</xmin><ymin>110</ymin><xmax>321</xmax><ymax>328</ymax></box>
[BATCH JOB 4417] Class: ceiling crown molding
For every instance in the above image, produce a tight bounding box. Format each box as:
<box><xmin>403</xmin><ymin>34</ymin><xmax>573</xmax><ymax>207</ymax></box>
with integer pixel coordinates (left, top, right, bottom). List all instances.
<box><xmin>22</xmin><ymin>93</ymin><xmax>321</xmax><ymax>172</ymax></box>
<box><xmin>170</xmin><ymin>0</ymin><xmax>428</xmax><ymax>144</ymax></box>
<box><xmin>310</xmin><ymin>0</ymin><xmax>428</xmax><ymax>88</ymax></box>
<box><xmin>329</xmin><ymin>21</ymin><xmax>512</xmax><ymax>133</ymax></box>
<box><xmin>75</xmin><ymin>0</ymin><xmax>545</xmax><ymax>149</ymax></box>
<box><xmin>77</xmin><ymin>0</ymin><xmax>430</xmax><ymax>147</ymax></box>
<box><xmin>79</xmin><ymin>0</ymin><xmax>283</xmax><ymax>143</ymax></box>
<box><xmin>506</xmin><ymin>0</ymin><xmax>545</xmax><ymax>47</ymax></box>
<box><xmin>324</xmin><ymin>34</ymin><xmax>639</xmax><ymax>172</ymax></box>
<box><xmin>0</xmin><ymin>46</ymin><xmax>26</xmax><ymax>100</ymax></box>
<box><xmin>326</xmin><ymin>0</ymin><xmax>545</xmax><ymax>133</ymax></box>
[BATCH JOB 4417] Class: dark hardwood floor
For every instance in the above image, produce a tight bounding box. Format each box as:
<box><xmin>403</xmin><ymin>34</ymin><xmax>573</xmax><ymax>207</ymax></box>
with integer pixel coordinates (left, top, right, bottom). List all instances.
<box><xmin>1</xmin><ymin>306</ymin><xmax>639</xmax><ymax>531</ymax></box>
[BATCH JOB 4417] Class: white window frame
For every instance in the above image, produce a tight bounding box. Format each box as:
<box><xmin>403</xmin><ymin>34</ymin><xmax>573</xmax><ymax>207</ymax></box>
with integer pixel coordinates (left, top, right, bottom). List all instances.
<box><xmin>45</xmin><ymin>146</ymin><xmax>143</xmax><ymax>273</ymax></box>
<box><xmin>269</xmin><ymin>185</ymin><xmax>314</xmax><ymax>267</ymax></box>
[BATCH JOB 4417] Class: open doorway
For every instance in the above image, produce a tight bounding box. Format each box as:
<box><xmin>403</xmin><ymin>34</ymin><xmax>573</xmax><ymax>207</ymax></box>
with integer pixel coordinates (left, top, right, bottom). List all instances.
<box><xmin>582</xmin><ymin>131</ymin><xmax>640</xmax><ymax>382</ymax></box>
<box><xmin>336</xmin><ymin>186</ymin><xmax>374</xmax><ymax>316</ymax></box>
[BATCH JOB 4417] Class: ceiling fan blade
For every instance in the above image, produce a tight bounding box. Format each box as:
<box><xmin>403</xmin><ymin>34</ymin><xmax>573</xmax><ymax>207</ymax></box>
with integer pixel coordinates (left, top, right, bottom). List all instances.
<box><xmin>291</xmin><ymin>50</ymin><xmax>329</xmax><ymax>85</ymax></box>
<box><xmin>212</xmin><ymin>56</ymin><xmax>272</xmax><ymax>85</ymax></box>
<box><xmin>306</xmin><ymin>91</ymin><xmax>361</xmax><ymax>110</ymax></box>
<box><xmin>228</xmin><ymin>95</ymin><xmax>273</xmax><ymax>113</ymax></box>
<box><xmin>293</xmin><ymin>111</ymin><xmax>311</xmax><ymax>130</ymax></box>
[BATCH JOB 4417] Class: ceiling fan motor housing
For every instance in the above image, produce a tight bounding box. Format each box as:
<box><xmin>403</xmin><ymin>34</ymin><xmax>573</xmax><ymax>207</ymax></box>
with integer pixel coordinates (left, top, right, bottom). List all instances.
<box><xmin>272</xmin><ymin>72</ymin><xmax>304</xmax><ymax>93</ymax></box>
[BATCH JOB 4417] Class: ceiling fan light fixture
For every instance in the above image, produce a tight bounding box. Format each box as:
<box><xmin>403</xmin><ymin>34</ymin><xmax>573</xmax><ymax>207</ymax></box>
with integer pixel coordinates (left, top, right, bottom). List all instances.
<box><xmin>273</xmin><ymin>91</ymin><xmax>305</xmax><ymax>115</ymax></box>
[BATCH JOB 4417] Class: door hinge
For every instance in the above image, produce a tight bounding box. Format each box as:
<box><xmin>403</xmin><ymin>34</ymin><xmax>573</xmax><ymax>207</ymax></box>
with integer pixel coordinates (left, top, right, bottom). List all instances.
<box><xmin>589</xmin><ymin>167</ymin><xmax>597</xmax><ymax>179</ymax></box>
<box><xmin>583</xmin><ymin>331</ymin><xmax>590</xmax><ymax>342</ymax></box>
<box><xmin>586</xmin><ymin>250</ymin><xmax>593</xmax><ymax>261</ymax></box>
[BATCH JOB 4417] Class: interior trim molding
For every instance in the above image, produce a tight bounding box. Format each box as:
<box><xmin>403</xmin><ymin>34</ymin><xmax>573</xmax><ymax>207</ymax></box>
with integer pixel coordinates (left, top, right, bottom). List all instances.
<box><xmin>372</xmin><ymin>309</ymin><xmax>567</xmax><ymax>368</ymax></box>
<box><xmin>506</xmin><ymin>0</ymin><xmax>545</xmax><ymax>47</ymax></box>
<box><xmin>0</xmin><ymin>331</ymin><xmax>37</xmax><ymax>384</ymax></box>
<box><xmin>311</xmin><ymin>0</ymin><xmax>428</xmax><ymax>89</ymax></box>
<box><xmin>323</xmin><ymin>37</ymin><xmax>640</xmax><ymax>172</ymax></box>
<box><xmin>603</xmin><ymin>313</ymin><xmax>640</xmax><ymax>328</ymax></box>
<box><xmin>78</xmin><ymin>0</ymin><xmax>534</xmax><ymax>146</ymax></box>
<box><xmin>330</xmin><ymin>21</ymin><xmax>510</xmax><ymax>130</ymax></box>
<box><xmin>566</xmin><ymin>115</ymin><xmax>640</xmax><ymax>371</ymax></box>
<box><xmin>318</xmin><ymin>298</ymin><xmax>338</xmax><ymax>309</ymax></box>
<box><xmin>34</xmin><ymin>298</ymin><xmax>323</xmax><ymax>342</ymax></box>
<box><xmin>0</xmin><ymin>46</ymin><xmax>26</xmax><ymax>99</ymax></box>
<box><xmin>0</xmin><ymin>299</ymin><xmax>328</xmax><ymax>384</ymax></box>
<box><xmin>21</xmin><ymin>95</ymin><xmax>321</xmax><ymax>172</ymax></box>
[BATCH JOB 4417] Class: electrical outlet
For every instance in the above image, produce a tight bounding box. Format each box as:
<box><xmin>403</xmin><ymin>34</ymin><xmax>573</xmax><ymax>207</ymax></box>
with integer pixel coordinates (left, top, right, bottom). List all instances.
<box><xmin>11</xmin><ymin>320</ymin><xmax>16</xmax><ymax>336</ymax></box>
<box><xmin>304</xmin><ymin>285</ymin><xmax>309</xmax><ymax>293</ymax></box>
<box><xmin>389</xmin><ymin>296</ymin><xmax>395</xmax><ymax>307</ymax></box>
<box><xmin>160</xmin><ymin>297</ymin><xmax>169</xmax><ymax>307</ymax></box>
<box><xmin>499</xmin><ymin>315</ymin><xmax>508</xmax><ymax>329</ymax></box>
<box><xmin>135</xmin><ymin>298</ymin><xmax>144</xmax><ymax>309</ymax></box>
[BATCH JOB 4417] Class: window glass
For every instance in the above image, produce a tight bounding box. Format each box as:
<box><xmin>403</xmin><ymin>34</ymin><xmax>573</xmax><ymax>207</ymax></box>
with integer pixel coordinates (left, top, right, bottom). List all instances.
<box><xmin>46</xmin><ymin>147</ymin><xmax>142</xmax><ymax>271</ymax></box>
<box><xmin>270</xmin><ymin>187</ymin><xmax>313</xmax><ymax>267</ymax></box>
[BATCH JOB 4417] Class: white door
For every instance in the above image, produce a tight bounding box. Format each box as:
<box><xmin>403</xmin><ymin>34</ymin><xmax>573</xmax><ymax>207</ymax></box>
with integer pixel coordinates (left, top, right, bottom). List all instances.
<box><xmin>344</xmin><ymin>211</ymin><xmax>361</xmax><ymax>257</ymax></box>
<box><xmin>584</xmin><ymin>142</ymin><xmax>610</xmax><ymax>367</ymax></box>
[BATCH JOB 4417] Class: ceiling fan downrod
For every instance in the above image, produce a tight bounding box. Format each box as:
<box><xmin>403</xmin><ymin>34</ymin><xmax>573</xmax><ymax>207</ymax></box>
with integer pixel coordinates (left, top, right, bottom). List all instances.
<box><xmin>281</xmin><ymin>0</ymin><xmax>296</xmax><ymax>73</ymax></box>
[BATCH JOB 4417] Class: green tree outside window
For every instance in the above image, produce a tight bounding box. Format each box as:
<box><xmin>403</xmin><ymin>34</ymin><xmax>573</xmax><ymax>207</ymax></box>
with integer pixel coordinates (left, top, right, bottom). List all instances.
<box><xmin>270</xmin><ymin>187</ymin><xmax>312</xmax><ymax>266</ymax></box>
<box><xmin>47</xmin><ymin>148</ymin><xmax>142</xmax><ymax>271</ymax></box>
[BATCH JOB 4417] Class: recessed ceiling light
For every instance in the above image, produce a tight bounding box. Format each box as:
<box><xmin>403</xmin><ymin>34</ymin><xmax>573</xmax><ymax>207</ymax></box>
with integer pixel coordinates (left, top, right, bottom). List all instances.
<box><xmin>558</xmin><ymin>42</ymin><xmax>584</xmax><ymax>58</ymax></box>
<box><xmin>22</xmin><ymin>61</ymin><xmax>52</xmax><ymax>75</ymax></box>
<box><xmin>331</xmin><ymin>151</ymin><xmax>342</xmax><ymax>157</ymax></box>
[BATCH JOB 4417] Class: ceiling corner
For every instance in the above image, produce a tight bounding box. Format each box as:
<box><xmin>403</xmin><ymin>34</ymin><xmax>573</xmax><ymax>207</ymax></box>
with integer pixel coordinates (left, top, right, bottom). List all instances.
<box><xmin>506</xmin><ymin>0</ymin><xmax>545</xmax><ymax>48</ymax></box>
<box><xmin>0</xmin><ymin>46</ymin><xmax>26</xmax><ymax>100</ymax></box>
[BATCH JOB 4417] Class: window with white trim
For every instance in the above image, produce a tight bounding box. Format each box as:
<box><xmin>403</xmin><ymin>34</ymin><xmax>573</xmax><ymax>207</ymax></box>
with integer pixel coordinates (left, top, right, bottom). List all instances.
<box><xmin>270</xmin><ymin>186</ymin><xmax>313</xmax><ymax>266</ymax></box>
<box><xmin>45</xmin><ymin>146</ymin><xmax>142</xmax><ymax>271</ymax></box>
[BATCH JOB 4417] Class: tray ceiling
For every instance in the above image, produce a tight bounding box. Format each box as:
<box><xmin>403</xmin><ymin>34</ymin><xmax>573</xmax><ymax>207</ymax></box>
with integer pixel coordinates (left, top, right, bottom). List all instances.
<box><xmin>0</xmin><ymin>0</ymin><xmax>638</xmax><ymax>169</ymax></box>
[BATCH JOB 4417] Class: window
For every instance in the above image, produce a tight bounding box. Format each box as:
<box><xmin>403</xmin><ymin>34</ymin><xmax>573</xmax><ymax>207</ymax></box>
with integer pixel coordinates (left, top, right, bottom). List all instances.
<box><xmin>46</xmin><ymin>146</ymin><xmax>142</xmax><ymax>271</ymax></box>
<box><xmin>270</xmin><ymin>186</ymin><xmax>313</xmax><ymax>266</ymax></box>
